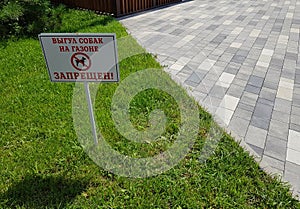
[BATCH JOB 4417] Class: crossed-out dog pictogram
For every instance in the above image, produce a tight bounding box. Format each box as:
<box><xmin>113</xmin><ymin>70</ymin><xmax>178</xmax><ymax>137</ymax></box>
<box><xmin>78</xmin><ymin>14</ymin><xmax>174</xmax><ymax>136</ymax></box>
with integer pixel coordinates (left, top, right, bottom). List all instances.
<box><xmin>71</xmin><ymin>52</ymin><xmax>91</xmax><ymax>71</ymax></box>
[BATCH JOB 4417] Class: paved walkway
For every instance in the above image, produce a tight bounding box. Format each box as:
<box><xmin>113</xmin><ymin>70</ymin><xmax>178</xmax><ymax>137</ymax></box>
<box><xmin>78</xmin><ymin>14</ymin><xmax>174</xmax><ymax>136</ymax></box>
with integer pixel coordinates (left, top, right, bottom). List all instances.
<box><xmin>120</xmin><ymin>0</ymin><xmax>300</xmax><ymax>196</ymax></box>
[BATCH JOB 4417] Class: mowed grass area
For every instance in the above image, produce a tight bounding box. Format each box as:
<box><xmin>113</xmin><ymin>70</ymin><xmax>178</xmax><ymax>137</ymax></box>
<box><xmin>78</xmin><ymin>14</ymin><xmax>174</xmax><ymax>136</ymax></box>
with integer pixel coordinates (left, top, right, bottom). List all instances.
<box><xmin>0</xmin><ymin>8</ymin><xmax>299</xmax><ymax>208</ymax></box>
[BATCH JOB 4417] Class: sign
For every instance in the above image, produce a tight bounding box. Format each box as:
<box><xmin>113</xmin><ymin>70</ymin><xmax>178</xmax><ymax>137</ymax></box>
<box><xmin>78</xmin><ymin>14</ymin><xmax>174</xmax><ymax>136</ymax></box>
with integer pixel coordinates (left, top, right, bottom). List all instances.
<box><xmin>39</xmin><ymin>33</ymin><xmax>119</xmax><ymax>82</ymax></box>
<box><xmin>39</xmin><ymin>33</ymin><xmax>121</xmax><ymax>145</ymax></box>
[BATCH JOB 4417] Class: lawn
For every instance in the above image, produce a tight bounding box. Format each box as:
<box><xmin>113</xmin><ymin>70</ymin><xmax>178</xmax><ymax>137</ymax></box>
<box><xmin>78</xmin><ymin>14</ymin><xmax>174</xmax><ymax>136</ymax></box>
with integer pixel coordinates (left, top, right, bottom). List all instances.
<box><xmin>0</xmin><ymin>8</ymin><xmax>299</xmax><ymax>208</ymax></box>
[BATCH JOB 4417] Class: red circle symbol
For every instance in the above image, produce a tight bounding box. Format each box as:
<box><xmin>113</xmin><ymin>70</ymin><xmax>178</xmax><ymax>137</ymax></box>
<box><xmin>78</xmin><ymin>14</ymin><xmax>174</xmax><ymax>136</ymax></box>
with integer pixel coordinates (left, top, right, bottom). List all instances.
<box><xmin>71</xmin><ymin>52</ymin><xmax>91</xmax><ymax>71</ymax></box>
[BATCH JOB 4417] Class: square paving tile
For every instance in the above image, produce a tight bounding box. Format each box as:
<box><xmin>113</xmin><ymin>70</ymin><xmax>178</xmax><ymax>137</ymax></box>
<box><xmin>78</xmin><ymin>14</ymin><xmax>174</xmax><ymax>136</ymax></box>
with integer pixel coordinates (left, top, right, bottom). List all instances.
<box><xmin>264</xmin><ymin>136</ymin><xmax>287</xmax><ymax>161</ymax></box>
<box><xmin>219</xmin><ymin>95</ymin><xmax>240</xmax><ymax>111</ymax></box>
<box><xmin>274</xmin><ymin>98</ymin><xmax>292</xmax><ymax>113</ymax></box>
<box><xmin>288</xmin><ymin>130</ymin><xmax>300</xmax><ymax>152</ymax></box>
<box><xmin>248</xmin><ymin>75</ymin><xmax>264</xmax><ymax>88</ymax></box>
<box><xmin>261</xmin><ymin>155</ymin><xmax>285</xmax><ymax>171</ymax></box>
<box><xmin>272</xmin><ymin>110</ymin><xmax>290</xmax><ymax>123</ymax></box>
<box><xmin>253</xmin><ymin>103</ymin><xmax>273</xmax><ymax>120</ymax></box>
<box><xmin>245</xmin><ymin>125</ymin><xmax>267</xmax><ymax>148</ymax></box>
<box><xmin>215</xmin><ymin>107</ymin><xmax>234</xmax><ymax>126</ymax></box>
<box><xmin>269</xmin><ymin>120</ymin><xmax>289</xmax><ymax>140</ymax></box>
<box><xmin>277</xmin><ymin>86</ymin><xmax>294</xmax><ymax>101</ymax></box>
<box><xmin>228</xmin><ymin>116</ymin><xmax>250</xmax><ymax>137</ymax></box>
<box><xmin>198</xmin><ymin>59</ymin><xmax>216</xmax><ymax>71</ymax></box>
<box><xmin>287</xmin><ymin>148</ymin><xmax>300</xmax><ymax>165</ymax></box>
<box><xmin>285</xmin><ymin>161</ymin><xmax>300</xmax><ymax>174</ymax></box>
<box><xmin>216</xmin><ymin>72</ymin><xmax>235</xmax><ymax>88</ymax></box>
<box><xmin>245</xmin><ymin>84</ymin><xmax>261</xmax><ymax>94</ymax></box>
<box><xmin>250</xmin><ymin>116</ymin><xmax>270</xmax><ymax>130</ymax></box>
<box><xmin>209</xmin><ymin>85</ymin><xmax>227</xmax><ymax>99</ymax></box>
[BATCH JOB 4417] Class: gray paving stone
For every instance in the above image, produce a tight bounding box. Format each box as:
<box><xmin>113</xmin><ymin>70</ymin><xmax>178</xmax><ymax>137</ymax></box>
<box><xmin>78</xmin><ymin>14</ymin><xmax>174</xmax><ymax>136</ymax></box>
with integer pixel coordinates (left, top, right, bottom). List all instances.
<box><xmin>237</xmin><ymin>102</ymin><xmax>255</xmax><ymax>112</ymax></box>
<box><xmin>226</xmin><ymin>47</ymin><xmax>239</xmax><ymax>55</ymax></box>
<box><xmin>248</xmin><ymin>75</ymin><xmax>264</xmax><ymax>88</ymax></box>
<box><xmin>195</xmin><ymin>83</ymin><xmax>212</xmax><ymax>94</ymax></box>
<box><xmin>261</xmin><ymin>155</ymin><xmax>285</xmax><ymax>172</ymax></box>
<box><xmin>269</xmin><ymin>120</ymin><xmax>289</xmax><ymax>140</ymax></box>
<box><xmin>225</xmin><ymin>66</ymin><xmax>239</xmax><ymax>75</ymax></box>
<box><xmin>185</xmin><ymin>72</ymin><xmax>203</xmax><ymax>84</ymax></box>
<box><xmin>234</xmin><ymin>74</ymin><xmax>250</xmax><ymax>83</ymax></box>
<box><xmin>265</xmin><ymin>69</ymin><xmax>281</xmax><ymax>84</ymax></box>
<box><xmin>248</xmin><ymin>50</ymin><xmax>261</xmax><ymax>60</ymax></box>
<box><xmin>184</xmin><ymin>80</ymin><xmax>199</xmax><ymax>87</ymax></box>
<box><xmin>274</xmin><ymin>98</ymin><xmax>292</xmax><ymax>114</ymax></box>
<box><xmin>227</xmin><ymin>84</ymin><xmax>244</xmax><ymax>98</ymax></box>
<box><xmin>236</xmin><ymin>15</ymin><xmax>247</xmax><ymax>21</ymax></box>
<box><xmin>292</xmin><ymin>106</ymin><xmax>300</xmax><ymax>116</ymax></box>
<box><xmin>228</xmin><ymin>116</ymin><xmax>250</xmax><ymax>138</ymax></box>
<box><xmin>262</xmin><ymin>81</ymin><xmax>278</xmax><ymax>90</ymax></box>
<box><xmin>248</xmin><ymin>143</ymin><xmax>264</xmax><ymax>157</ymax></box>
<box><xmin>283</xmin><ymin>171</ymin><xmax>300</xmax><ymax>191</ymax></box>
<box><xmin>260</xmin><ymin>87</ymin><xmax>277</xmax><ymax>102</ymax></box>
<box><xmin>205</xmin><ymin>72</ymin><xmax>220</xmax><ymax>83</ymax></box>
<box><xmin>251</xmin><ymin>116</ymin><xmax>270</xmax><ymax>130</ymax></box>
<box><xmin>185</xmin><ymin>61</ymin><xmax>200</xmax><ymax>71</ymax></box>
<box><xmin>203</xmin><ymin>96</ymin><xmax>222</xmax><ymax>113</ymax></box>
<box><xmin>293</xmin><ymin>96</ymin><xmax>300</xmax><ymax>108</ymax></box>
<box><xmin>254</xmin><ymin>37</ymin><xmax>267</xmax><ymax>46</ymax></box>
<box><xmin>295</xmin><ymin>74</ymin><xmax>300</xmax><ymax>85</ymax></box>
<box><xmin>192</xmin><ymin>91</ymin><xmax>207</xmax><ymax>103</ymax></box>
<box><xmin>170</xmin><ymin>28</ymin><xmax>185</xmax><ymax>36</ymax></box>
<box><xmin>240</xmin><ymin>65</ymin><xmax>254</xmax><ymax>74</ymax></box>
<box><xmin>234</xmin><ymin>107</ymin><xmax>253</xmax><ymax>120</ymax></box>
<box><xmin>252</xmin><ymin>69</ymin><xmax>268</xmax><ymax>78</ymax></box>
<box><xmin>272</xmin><ymin>110</ymin><xmax>290</xmax><ymax>124</ymax></box>
<box><xmin>253</xmin><ymin>103</ymin><xmax>273</xmax><ymax>120</ymax></box>
<box><xmin>264</xmin><ymin>136</ymin><xmax>287</xmax><ymax>161</ymax></box>
<box><xmin>231</xmin><ymin>55</ymin><xmax>247</xmax><ymax>64</ymax></box>
<box><xmin>245</xmin><ymin>125</ymin><xmax>267</xmax><ymax>148</ymax></box>
<box><xmin>257</xmin><ymin>97</ymin><xmax>274</xmax><ymax>107</ymax></box>
<box><xmin>293</xmin><ymin>92</ymin><xmax>300</xmax><ymax>100</ymax></box>
<box><xmin>236</xmin><ymin>49</ymin><xmax>250</xmax><ymax>57</ymax></box>
<box><xmin>282</xmin><ymin>71</ymin><xmax>295</xmax><ymax>80</ymax></box>
<box><xmin>243</xmin><ymin>58</ymin><xmax>258</xmax><ymax>68</ymax></box>
<box><xmin>206</xmin><ymin>25</ymin><xmax>219</xmax><ymax>31</ymax></box>
<box><xmin>286</xmin><ymin>161</ymin><xmax>300</xmax><ymax>174</ymax></box>
<box><xmin>291</xmin><ymin>115</ymin><xmax>300</xmax><ymax>126</ymax></box>
<box><xmin>245</xmin><ymin>84</ymin><xmax>261</xmax><ymax>94</ymax></box>
<box><xmin>211</xmin><ymin>34</ymin><xmax>227</xmax><ymax>44</ymax></box>
<box><xmin>209</xmin><ymin>85</ymin><xmax>226</xmax><ymax>99</ymax></box>
<box><xmin>286</xmin><ymin>52</ymin><xmax>298</xmax><ymax>61</ymax></box>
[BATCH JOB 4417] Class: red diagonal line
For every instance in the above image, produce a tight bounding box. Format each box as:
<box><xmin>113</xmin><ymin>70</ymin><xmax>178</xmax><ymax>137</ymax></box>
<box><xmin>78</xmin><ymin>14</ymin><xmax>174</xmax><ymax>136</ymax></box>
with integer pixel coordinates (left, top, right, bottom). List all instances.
<box><xmin>74</xmin><ymin>56</ymin><xmax>88</xmax><ymax>67</ymax></box>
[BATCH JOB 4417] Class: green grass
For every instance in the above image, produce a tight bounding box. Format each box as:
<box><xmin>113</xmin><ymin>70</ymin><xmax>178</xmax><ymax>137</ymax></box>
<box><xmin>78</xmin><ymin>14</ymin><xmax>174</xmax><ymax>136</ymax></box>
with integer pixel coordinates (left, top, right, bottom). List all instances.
<box><xmin>0</xmin><ymin>8</ymin><xmax>299</xmax><ymax>208</ymax></box>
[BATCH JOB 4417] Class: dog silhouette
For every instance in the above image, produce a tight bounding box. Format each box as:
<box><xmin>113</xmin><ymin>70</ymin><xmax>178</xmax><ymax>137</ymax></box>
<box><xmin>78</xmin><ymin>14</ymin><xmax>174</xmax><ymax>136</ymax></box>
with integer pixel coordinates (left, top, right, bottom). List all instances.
<box><xmin>75</xmin><ymin>56</ymin><xmax>87</xmax><ymax>67</ymax></box>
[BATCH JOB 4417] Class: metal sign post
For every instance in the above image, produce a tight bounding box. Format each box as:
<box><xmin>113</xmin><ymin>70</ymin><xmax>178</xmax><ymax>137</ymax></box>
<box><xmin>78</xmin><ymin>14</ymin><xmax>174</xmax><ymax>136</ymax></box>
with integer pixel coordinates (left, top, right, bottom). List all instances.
<box><xmin>84</xmin><ymin>82</ymin><xmax>98</xmax><ymax>145</ymax></box>
<box><xmin>39</xmin><ymin>33</ymin><xmax>119</xmax><ymax>146</ymax></box>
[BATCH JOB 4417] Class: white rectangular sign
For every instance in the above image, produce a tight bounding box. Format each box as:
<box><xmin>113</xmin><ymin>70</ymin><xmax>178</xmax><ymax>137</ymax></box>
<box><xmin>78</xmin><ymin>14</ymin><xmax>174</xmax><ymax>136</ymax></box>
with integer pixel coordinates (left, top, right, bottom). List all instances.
<box><xmin>39</xmin><ymin>33</ymin><xmax>119</xmax><ymax>82</ymax></box>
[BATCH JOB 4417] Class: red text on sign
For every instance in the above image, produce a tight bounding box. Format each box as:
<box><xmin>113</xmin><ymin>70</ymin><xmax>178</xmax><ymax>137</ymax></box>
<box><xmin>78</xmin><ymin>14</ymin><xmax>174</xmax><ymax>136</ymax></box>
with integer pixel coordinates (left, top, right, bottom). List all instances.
<box><xmin>52</xmin><ymin>37</ymin><xmax>103</xmax><ymax>44</ymax></box>
<box><xmin>59</xmin><ymin>46</ymin><xmax>99</xmax><ymax>52</ymax></box>
<box><xmin>53</xmin><ymin>72</ymin><xmax>114</xmax><ymax>81</ymax></box>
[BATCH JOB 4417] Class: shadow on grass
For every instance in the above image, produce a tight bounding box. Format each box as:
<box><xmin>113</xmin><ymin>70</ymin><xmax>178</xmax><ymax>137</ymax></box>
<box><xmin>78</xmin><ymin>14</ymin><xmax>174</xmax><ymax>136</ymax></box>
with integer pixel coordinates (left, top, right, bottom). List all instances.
<box><xmin>0</xmin><ymin>174</ymin><xmax>89</xmax><ymax>209</ymax></box>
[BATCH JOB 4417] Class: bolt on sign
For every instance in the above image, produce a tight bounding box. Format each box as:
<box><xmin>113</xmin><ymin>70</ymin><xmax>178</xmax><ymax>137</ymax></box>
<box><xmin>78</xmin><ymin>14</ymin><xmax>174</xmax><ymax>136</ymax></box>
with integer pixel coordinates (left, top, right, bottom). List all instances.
<box><xmin>39</xmin><ymin>33</ymin><xmax>120</xmax><ymax>82</ymax></box>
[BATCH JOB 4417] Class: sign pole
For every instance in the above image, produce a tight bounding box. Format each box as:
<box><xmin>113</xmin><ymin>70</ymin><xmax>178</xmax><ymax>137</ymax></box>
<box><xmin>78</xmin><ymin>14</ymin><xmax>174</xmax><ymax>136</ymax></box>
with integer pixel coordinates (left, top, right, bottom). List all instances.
<box><xmin>84</xmin><ymin>82</ymin><xmax>98</xmax><ymax>145</ymax></box>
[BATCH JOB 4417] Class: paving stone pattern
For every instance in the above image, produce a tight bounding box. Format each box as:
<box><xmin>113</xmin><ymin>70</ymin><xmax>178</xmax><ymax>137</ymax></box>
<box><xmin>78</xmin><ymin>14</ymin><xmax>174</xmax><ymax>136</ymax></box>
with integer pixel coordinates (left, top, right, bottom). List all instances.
<box><xmin>120</xmin><ymin>0</ymin><xmax>300</xmax><ymax>196</ymax></box>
